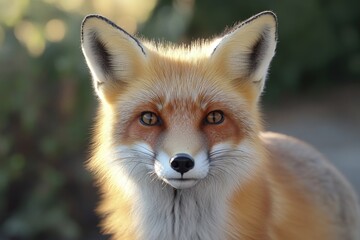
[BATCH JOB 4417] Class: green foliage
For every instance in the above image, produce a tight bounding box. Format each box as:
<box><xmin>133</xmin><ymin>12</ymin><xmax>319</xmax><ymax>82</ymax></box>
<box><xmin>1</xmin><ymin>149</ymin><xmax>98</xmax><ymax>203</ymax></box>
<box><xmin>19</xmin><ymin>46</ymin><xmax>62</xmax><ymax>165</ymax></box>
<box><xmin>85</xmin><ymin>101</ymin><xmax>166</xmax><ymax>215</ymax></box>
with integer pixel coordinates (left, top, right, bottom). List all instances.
<box><xmin>0</xmin><ymin>0</ymin><xmax>359</xmax><ymax>239</ymax></box>
<box><xmin>0</xmin><ymin>2</ymin><xmax>100</xmax><ymax>239</ymax></box>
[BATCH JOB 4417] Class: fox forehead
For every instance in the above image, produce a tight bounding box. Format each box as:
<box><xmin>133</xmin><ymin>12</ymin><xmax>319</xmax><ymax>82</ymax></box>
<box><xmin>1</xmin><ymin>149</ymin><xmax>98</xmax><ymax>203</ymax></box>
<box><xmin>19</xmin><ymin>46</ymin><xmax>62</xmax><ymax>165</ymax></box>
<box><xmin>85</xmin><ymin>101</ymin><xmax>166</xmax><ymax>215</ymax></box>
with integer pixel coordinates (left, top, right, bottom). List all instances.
<box><xmin>100</xmin><ymin>36</ymin><xmax>251</xmax><ymax>105</ymax></box>
<box><xmin>116</xmin><ymin>69</ymin><xmax>251</xmax><ymax>120</ymax></box>
<box><xmin>114</xmin><ymin>49</ymin><xmax>254</xmax><ymax>107</ymax></box>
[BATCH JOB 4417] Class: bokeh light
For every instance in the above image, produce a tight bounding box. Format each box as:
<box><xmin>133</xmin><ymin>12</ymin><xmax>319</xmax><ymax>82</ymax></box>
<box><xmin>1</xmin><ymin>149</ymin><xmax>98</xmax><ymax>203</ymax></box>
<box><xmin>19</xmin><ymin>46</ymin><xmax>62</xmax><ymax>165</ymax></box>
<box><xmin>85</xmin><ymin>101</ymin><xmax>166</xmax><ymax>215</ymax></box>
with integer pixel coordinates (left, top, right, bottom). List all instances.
<box><xmin>43</xmin><ymin>0</ymin><xmax>84</xmax><ymax>12</ymax></box>
<box><xmin>45</xmin><ymin>19</ymin><xmax>67</xmax><ymax>42</ymax></box>
<box><xmin>14</xmin><ymin>21</ymin><xmax>45</xmax><ymax>57</ymax></box>
<box><xmin>0</xmin><ymin>0</ymin><xmax>29</xmax><ymax>26</ymax></box>
<box><xmin>91</xmin><ymin>0</ymin><xmax>158</xmax><ymax>34</ymax></box>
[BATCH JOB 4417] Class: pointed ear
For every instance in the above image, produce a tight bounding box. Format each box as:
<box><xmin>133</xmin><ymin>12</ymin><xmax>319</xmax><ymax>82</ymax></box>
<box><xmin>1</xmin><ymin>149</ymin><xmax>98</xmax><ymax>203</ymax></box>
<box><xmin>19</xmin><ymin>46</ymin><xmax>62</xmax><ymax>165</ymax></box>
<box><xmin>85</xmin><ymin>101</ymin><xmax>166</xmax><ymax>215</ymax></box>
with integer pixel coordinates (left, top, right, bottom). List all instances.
<box><xmin>211</xmin><ymin>11</ymin><xmax>277</xmax><ymax>95</ymax></box>
<box><xmin>81</xmin><ymin>15</ymin><xmax>147</xmax><ymax>102</ymax></box>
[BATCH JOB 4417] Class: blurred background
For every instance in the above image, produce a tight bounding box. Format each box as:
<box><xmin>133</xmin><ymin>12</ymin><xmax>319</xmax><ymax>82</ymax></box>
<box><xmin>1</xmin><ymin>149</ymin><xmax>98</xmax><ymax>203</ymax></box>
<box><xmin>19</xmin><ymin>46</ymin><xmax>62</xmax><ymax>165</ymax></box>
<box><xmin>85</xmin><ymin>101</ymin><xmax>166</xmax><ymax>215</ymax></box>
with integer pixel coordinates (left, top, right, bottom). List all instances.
<box><xmin>0</xmin><ymin>0</ymin><xmax>359</xmax><ymax>239</ymax></box>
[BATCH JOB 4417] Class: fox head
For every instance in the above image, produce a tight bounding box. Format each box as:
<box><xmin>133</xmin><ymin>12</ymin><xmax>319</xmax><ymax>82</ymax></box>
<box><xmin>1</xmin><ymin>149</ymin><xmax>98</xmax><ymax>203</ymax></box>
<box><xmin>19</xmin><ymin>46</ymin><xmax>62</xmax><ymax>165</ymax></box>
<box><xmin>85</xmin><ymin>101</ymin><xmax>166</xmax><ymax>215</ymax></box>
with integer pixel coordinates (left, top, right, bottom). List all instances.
<box><xmin>81</xmin><ymin>12</ymin><xmax>277</xmax><ymax>191</ymax></box>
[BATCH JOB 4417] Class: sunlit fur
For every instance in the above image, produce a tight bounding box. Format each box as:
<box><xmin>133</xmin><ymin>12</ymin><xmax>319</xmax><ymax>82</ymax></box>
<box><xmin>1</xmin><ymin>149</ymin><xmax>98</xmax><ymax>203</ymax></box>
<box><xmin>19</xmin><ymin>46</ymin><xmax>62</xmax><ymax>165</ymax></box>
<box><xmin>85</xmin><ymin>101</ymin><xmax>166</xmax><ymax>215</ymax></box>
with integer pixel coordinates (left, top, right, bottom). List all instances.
<box><xmin>81</xmin><ymin>11</ymin><xmax>360</xmax><ymax>240</ymax></box>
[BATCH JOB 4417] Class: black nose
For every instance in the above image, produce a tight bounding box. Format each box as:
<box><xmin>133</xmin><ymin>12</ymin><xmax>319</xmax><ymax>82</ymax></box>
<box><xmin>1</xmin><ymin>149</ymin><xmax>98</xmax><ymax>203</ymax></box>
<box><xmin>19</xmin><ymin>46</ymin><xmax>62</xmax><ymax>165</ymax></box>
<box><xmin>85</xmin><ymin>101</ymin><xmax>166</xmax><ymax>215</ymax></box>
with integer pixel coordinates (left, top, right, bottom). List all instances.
<box><xmin>170</xmin><ymin>153</ymin><xmax>195</xmax><ymax>174</ymax></box>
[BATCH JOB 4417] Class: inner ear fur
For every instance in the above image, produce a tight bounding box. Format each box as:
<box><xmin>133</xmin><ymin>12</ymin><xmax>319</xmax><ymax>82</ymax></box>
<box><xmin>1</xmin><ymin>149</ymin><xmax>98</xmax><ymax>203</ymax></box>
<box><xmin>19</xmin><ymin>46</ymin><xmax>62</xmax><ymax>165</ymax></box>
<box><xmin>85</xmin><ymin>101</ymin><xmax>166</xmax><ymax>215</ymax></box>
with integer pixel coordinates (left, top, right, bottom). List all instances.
<box><xmin>81</xmin><ymin>15</ymin><xmax>147</xmax><ymax>102</ymax></box>
<box><xmin>211</xmin><ymin>11</ymin><xmax>277</xmax><ymax>94</ymax></box>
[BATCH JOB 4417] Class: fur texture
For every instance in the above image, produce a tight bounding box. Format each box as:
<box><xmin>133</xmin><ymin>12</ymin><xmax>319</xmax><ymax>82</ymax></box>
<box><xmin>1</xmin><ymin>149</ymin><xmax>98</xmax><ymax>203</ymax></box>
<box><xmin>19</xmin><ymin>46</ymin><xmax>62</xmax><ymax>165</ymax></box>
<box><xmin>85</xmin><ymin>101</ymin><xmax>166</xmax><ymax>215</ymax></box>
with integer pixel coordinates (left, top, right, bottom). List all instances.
<box><xmin>81</xmin><ymin>11</ymin><xmax>360</xmax><ymax>240</ymax></box>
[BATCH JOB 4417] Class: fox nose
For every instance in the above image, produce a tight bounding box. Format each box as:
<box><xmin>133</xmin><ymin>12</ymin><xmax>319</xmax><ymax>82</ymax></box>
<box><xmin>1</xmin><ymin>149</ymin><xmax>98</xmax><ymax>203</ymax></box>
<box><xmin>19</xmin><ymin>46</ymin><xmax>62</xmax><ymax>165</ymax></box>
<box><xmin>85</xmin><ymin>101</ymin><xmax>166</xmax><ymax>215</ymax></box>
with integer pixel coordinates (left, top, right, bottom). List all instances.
<box><xmin>170</xmin><ymin>153</ymin><xmax>195</xmax><ymax>174</ymax></box>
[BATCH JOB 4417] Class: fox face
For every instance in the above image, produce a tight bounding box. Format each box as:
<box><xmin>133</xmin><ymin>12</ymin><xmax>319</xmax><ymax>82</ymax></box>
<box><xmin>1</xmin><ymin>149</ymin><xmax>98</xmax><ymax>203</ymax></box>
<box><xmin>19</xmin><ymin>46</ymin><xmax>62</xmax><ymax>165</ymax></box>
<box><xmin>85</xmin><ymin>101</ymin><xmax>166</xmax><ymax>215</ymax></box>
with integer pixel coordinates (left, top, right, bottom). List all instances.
<box><xmin>82</xmin><ymin>12</ymin><xmax>277</xmax><ymax>191</ymax></box>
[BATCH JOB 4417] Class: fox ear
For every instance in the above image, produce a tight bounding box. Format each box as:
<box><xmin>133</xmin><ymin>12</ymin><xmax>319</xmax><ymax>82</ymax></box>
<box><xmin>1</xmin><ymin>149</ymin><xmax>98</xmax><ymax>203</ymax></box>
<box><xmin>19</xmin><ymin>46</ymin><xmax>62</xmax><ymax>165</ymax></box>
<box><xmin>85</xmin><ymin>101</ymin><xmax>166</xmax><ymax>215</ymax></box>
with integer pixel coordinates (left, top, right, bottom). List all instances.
<box><xmin>81</xmin><ymin>15</ymin><xmax>146</xmax><ymax>102</ymax></box>
<box><xmin>211</xmin><ymin>11</ymin><xmax>277</xmax><ymax>95</ymax></box>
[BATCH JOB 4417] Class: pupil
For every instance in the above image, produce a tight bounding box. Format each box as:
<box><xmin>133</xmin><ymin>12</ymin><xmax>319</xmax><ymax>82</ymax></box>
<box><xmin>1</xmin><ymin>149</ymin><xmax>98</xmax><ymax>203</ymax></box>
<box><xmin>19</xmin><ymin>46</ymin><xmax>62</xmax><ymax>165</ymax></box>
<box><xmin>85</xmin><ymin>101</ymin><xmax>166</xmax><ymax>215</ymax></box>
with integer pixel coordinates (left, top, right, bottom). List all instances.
<box><xmin>148</xmin><ymin>113</ymin><xmax>153</xmax><ymax>124</ymax></box>
<box><xmin>212</xmin><ymin>112</ymin><xmax>216</xmax><ymax>123</ymax></box>
<box><xmin>148</xmin><ymin>113</ymin><xmax>152</xmax><ymax>124</ymax></box>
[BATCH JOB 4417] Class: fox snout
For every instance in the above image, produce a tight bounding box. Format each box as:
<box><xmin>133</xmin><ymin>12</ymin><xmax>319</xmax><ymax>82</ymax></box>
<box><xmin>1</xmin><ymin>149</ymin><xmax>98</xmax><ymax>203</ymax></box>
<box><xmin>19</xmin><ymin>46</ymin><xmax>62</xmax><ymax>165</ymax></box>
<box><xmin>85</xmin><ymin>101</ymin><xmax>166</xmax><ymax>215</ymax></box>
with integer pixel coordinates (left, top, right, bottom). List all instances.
<box><xmin>169</xmin><ymin>153</ymin><xmax>195</xmax><ymax>175</ymax></box>
<box><xmin>155</xmin><ymin>149</ymin><xmax>209</xmax><ymax>189</ymax></box>
<box><xmin>152</xmin><ymin>123</ymin><xmax>211</xmax><ymax>189</ymax></box>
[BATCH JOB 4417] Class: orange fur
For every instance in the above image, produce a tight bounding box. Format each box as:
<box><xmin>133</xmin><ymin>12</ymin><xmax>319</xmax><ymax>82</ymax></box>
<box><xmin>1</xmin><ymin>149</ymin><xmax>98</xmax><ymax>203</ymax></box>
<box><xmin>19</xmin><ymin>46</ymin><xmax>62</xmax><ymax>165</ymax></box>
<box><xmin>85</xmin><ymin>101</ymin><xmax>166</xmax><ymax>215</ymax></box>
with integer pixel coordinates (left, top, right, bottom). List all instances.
<box><xmin>227</xmin><ymin>157</ymin><xmax>332</xmax><ymax>240</ymax></box>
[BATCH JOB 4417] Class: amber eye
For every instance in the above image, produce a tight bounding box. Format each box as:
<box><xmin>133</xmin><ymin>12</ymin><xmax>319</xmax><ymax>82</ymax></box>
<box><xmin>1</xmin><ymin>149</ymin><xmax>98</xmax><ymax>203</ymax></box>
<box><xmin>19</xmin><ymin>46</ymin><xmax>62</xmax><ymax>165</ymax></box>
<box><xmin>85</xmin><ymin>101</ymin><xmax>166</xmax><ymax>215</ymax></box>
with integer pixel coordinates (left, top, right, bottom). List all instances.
<box><xmin>140</xmin><ymin>111</ymin><xmax>160</xmax><ymax>126</ymax></box>
<box><xmin>205</xmin><ymin>110</ymin><xmax>224</xmax><ymax>124</ymax></box>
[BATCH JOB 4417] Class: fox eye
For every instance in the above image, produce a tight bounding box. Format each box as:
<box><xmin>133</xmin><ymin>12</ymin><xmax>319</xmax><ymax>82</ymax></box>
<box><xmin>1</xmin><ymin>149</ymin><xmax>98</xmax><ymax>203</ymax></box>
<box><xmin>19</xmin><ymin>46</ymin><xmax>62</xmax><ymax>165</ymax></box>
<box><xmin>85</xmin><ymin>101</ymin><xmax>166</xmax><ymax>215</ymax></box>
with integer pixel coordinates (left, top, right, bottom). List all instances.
<box><xmin>140</xmin><ymin>111</ymin><xmax>160</xmax><ymax>126</ymax></box>
<box><xmin>205</xmin><ymin>110</ymin><xmax>224</xmax><ymax>125</ymax></box>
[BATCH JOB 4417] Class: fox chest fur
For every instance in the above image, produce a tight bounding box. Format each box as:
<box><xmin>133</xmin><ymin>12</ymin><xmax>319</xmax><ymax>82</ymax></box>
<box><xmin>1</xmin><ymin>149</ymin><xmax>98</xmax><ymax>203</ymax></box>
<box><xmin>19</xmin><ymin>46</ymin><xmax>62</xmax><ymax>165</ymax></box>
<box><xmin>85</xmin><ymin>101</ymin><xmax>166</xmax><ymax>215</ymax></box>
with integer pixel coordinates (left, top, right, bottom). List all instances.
<box><xmin>81</xmin><ymin>11</ymin><xmax>360</xmax><ymax>240</ymax></box>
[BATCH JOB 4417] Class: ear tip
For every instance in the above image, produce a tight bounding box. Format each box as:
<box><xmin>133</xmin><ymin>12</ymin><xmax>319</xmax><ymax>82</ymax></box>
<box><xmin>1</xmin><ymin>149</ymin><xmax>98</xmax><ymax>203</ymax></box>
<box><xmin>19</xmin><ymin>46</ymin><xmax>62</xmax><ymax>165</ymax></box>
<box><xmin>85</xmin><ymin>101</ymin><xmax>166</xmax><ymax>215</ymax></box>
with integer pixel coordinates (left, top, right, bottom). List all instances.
<box><xmin>261</xmin><ymin>11</ymin><xmax>278</xmax><ymax>38</ymax></box>
<box><xmin>81</xmin><ymin>14</ymin><xmax>124</xmax><ymax>45</ymax></box>
<box><xmin>259</xmin><ymin>11</ymin><xmax>277</xmax><ymax>21</ymax></box>
<box><xmin>80</xmin><ymin>14</ymin><xmax>135</xmax><ymax>40</ymax></box>
<box><xmin>81</xmin><ymin>15</ymin><xmax>105</xmax><ymax>42</ymax></box>
<box><xmin>81</xmin><ymin>14</ymin><xmax>112</xmax><ymax>30</ymax></box>
<box><xmin>251</xmin><ymin>11</ymin><xmax>278</xmax><ymax>27</ymax></box>
<box><xmin>83</xmin><ymin>14</ymin><xmax>102</xmax><ymax>22</ymax></box>
<box><xmin>249</xmin><ymin>11</ymin><xmax>278</xmax><ymax>40</ymax></box>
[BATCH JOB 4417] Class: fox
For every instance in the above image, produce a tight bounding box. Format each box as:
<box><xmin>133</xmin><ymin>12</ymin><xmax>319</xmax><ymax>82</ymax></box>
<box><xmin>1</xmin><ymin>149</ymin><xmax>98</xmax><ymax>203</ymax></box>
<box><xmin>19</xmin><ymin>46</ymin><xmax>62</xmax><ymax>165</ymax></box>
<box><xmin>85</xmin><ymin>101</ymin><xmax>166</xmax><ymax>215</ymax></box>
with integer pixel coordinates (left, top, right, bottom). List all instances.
<box><xmin>81</xmin><ymin>11</ymin><xmax>360</xmax><ymax>240</ymax></box>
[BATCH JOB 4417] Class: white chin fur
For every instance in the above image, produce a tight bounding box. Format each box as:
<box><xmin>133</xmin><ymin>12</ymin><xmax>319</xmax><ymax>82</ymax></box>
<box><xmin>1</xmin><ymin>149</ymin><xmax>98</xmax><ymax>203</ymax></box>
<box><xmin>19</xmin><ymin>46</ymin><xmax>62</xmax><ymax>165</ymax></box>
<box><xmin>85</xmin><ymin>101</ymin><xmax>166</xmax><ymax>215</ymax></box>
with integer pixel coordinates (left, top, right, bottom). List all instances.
<box><xmin>164</xmin><ymin>179</ymin><xmax>199</xmax><ymax>189</ymax></box>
